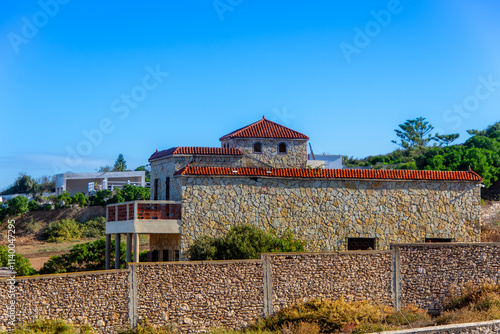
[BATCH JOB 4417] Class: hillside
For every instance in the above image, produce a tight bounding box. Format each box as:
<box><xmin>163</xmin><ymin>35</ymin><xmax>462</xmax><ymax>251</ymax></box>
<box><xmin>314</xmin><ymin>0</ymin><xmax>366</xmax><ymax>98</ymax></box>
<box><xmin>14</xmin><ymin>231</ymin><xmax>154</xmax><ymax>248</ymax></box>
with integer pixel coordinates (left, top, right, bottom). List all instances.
<box><xmin>345</xmin><ymin>120</ymin><xmax>500</xmax><ymax>198</ymax></box>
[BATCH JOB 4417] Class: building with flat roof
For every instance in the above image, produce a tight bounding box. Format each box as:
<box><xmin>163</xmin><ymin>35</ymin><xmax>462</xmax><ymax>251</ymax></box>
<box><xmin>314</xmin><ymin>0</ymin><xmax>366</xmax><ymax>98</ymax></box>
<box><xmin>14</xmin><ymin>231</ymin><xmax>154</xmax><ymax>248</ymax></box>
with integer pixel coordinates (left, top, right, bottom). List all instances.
<box><xmin>56</xmin><ymin>171</ymin><xmax>146</xmax><ymax>196</ymax></box>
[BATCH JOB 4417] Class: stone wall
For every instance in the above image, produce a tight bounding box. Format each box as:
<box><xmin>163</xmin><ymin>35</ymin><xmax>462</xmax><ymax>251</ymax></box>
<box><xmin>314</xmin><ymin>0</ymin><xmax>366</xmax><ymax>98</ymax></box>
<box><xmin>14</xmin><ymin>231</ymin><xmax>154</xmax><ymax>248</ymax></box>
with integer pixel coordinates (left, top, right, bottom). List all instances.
<box><xmin>133</xmin><ymin>260</ymin><xmax>264</xmax><ymax>332</ymax></box>
<box><xmin>396</xmin><ymin>243</ymin><xmax>500</xmax><ymax>311</ymax></box>
<box><xmin>2</xmin><ymin>244</ymin><xmax>500</xmax><ymax>333</ymax></box>
<box><xmin>223</xmin><ymin>138</ymin><xmax>307</xmax><ymax>168</ymax></box>
<box><xmin>179</xmin><ymin>176</ymin><xmax>481</xmax><ymax>256</ymax></box>
<box><xmin>0</xmin><ymin>270</ymin><xmax>129</xmax><ymax>333</ymax></box>
<box><xmin>150</xmin><ymin>155</ymin><xmax>243</xmax><ymax>201</ymax></box>
<box><xmin>263</xmin><ymin>251</ymin><xmax>393</xmax><ymax>312</ymax></box>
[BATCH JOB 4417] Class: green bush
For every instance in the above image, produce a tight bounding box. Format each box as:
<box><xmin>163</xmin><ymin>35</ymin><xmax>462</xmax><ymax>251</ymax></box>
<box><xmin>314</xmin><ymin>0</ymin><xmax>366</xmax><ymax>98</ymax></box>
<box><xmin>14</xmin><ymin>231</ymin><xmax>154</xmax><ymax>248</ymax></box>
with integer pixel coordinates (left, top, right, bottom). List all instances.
<box><xmin>56</xmin><ymin>191</ymin><xmax>72</xmax><ymax>208</ymax></box>
<box><xmin>81</xmin><ymin>217</ymin><xmax>106</xmax><ymax>238</ymax></box>
<box><xmin>7</xmin><ymin>196</ymin><xmax>29</xmax><ymax>216</ymax></box>
<box><xmin>28</xmin><ymin>200</ymin><xmax>41</xmax><ymax>211</ymax></box>
<box><xmin>0</xmin><ymin>245</ymin><xmax>36</xmax><ymax>276</ymax></box>
<box><xmin>43</xmin><ymin>203</ymin><xmax>52</xmax><ymax>211</ymax></box>
<box><xmin>188</xmin><ymin>224</ymin><xmax>306</xmax><ymax>261</ymax></box>
<box><xmin>89</xmin><ymin>189</ymin><xmax>112</xmax><ymax>207</ymax></box>
<box><xmin>44</xmin><ymin>219</ymin><xmax>83</xmax><ymax>242</ymax></box>
<box><xmin>39</xmin><ymin>238</ymin><xmax>144</xmax><ymax>274</ymax></box>
<box><xmin>72</xmin><ymin>192</ymin><xmax>87</xmax><ymax>208</ymax></box>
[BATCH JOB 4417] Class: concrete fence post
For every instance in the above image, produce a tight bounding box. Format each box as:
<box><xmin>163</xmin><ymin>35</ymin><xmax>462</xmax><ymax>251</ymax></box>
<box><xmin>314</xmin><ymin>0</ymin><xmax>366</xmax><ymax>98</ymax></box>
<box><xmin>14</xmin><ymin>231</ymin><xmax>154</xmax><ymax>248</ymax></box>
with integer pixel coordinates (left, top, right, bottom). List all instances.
<box><xmin>128</xmin><ymin>264</ymin><xmax>138</xmax><ymax>328</ymax></box>
<box><xmin>262</xmin><ymin>254</ymin><xmax>274</xmax><ymax>316</ymax></box>
<box><xmin>392</xmin><ymin>245</ymin><xmax>401</xmax><ymax>310</ymax></box>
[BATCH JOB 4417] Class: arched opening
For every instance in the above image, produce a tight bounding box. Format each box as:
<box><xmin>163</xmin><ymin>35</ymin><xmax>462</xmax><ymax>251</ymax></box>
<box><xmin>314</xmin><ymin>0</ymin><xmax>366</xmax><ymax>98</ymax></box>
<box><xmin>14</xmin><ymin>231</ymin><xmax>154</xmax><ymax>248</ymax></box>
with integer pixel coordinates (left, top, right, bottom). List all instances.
<box><xmin>253</xmin><ymin>142</ymin><xmax>262</xmax><ymax>153</ymax></box>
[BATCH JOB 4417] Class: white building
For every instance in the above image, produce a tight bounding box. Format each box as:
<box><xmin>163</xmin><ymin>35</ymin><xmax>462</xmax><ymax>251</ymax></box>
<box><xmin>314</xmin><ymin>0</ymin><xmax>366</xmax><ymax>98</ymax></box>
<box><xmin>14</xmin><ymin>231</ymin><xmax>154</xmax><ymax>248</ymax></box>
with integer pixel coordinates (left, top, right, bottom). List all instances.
<box><xmin>55</xmin><ymin>171</ymin><xmax>146</xmax><ymax>196</ymax></box>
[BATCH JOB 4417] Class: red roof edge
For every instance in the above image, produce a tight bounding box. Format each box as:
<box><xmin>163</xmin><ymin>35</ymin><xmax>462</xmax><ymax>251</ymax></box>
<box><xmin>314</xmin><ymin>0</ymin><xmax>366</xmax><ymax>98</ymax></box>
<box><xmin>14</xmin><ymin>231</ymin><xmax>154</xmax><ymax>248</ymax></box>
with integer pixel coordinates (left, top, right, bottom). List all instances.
<box><xmin>149</xmin><ymin>147</ymin><xmax>244</xmax><ymax>162</ymax></box>
<box><xmin>173</xmin><ymin>166</ymin><xmax>484</xmax><ymax>182</ymax></box>
<box><xmin>219</xmin><ymin>117</ymin><xmax>309</xmax><ymax>141</ymax></box>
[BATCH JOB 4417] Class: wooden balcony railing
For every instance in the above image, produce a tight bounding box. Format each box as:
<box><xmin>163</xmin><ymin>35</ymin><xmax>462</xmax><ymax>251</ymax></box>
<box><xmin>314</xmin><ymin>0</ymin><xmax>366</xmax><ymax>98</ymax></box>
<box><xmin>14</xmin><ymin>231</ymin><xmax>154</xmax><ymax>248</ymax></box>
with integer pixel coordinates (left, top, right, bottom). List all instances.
<box><xmin>107</xmin><ymin>201</ymin><xmax>181</xmax><ymax>222</ymax></box>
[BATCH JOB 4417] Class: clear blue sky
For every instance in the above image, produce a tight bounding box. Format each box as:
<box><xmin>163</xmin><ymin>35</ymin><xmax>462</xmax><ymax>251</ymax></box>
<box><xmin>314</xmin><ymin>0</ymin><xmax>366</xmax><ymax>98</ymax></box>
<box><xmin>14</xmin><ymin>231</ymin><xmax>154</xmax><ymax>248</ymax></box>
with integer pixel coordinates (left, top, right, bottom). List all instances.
<box><xmin>1</xmin><ymin>0</ymin><xmax>500</xmax><ymax>191</ymax></box>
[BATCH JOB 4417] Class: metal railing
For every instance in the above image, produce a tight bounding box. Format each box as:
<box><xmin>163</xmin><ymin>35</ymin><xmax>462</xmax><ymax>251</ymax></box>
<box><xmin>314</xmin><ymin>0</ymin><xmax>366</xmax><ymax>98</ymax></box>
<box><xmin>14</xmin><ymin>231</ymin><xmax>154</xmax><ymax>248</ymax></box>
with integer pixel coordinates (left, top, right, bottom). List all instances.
<box><xmin>107</xmin><ymin>200</ymin><xmax>181</xmax><ymax>221</ymax></box>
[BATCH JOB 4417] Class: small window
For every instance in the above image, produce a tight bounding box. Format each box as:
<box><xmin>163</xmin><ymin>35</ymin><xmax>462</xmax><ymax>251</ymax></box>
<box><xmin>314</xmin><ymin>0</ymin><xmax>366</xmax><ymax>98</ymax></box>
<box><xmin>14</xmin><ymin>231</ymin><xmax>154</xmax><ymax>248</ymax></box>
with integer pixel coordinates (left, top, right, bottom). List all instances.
<box><xmin>165</xmin><ymin>177</ymin><xmax>170</xmax><ymax>200</ymax></box>
<box><xmin>153</xmin><ymin>179</ymin><xmax>159</xmax><ymax>200</ymax></box>
<box><xmin>253</xmin><ymin>142</ymin><xmax>262</xmax><ymax>153</ymax></box>
<box><xmin>348</xmin><ymin>237</ymin><xmax>376</xmax><ymax>251</ymax></box>
<box><xmin>162</xmin><ymin>249</ymin><xmax>169</xmax><ymax>261</ymax></box>
<box><xmin>278</xmin><ymin>142</ymin><xmax>287</xmax><ymax>153</ymax></box>
<box><xmin>425</xmin><ymin>238</ymin><xmax>452</xmax><ymax>243</ymax></box>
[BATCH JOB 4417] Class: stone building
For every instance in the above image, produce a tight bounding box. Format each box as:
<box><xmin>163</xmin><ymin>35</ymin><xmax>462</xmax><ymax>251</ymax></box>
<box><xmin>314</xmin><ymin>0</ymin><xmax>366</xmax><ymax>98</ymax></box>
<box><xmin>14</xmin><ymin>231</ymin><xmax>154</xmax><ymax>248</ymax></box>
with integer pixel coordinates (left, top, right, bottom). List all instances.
<box><xmin>105</xmin><ymin>117</ymin><xmax>483</xmax><ymax>266</ymax></box>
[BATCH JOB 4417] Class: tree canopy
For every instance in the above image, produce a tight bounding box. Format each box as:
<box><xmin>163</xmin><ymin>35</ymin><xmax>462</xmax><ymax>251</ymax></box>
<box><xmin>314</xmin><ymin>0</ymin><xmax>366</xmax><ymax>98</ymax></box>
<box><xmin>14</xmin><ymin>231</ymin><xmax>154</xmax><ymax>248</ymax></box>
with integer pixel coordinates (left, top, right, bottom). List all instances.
<box><xmin>113</xmin><ymin>154</ymin><xmax>127</xmax><ymax>171</ymax></box>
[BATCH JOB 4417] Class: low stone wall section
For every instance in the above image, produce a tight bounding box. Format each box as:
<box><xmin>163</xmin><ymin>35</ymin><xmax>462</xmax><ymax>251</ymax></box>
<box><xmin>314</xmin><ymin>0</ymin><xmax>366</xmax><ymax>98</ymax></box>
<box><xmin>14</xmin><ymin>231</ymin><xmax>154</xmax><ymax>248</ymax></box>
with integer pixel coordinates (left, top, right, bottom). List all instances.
<box><xmin>133</xmin><ymin>260</ymin><xmax>264</xmax><ymax>333</ymax></box>
<box><xmin>0</xmin><ymin>270</ymin><xmax>129</xmax><ymax>333</ymax></box>
<box><xmin>264</xmin><ymin>251</ymin><xmax>394</xmax><ymax>312</ymax></box>
<box><xmin>396</xmin><ymin>243</ymin><xmax>500</xmax><ymax>311</ymax></box>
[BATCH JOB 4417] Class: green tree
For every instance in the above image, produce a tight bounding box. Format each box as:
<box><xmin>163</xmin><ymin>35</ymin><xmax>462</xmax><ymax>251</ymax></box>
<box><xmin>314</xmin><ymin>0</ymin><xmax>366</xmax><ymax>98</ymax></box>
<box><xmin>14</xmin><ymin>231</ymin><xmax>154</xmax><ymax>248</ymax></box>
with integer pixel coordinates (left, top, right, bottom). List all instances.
<box><xmin>89</xmin><ymin>189</ymin><xmax>113</xmax><ymax>206</ymax></box>
<box><xmin>113</xmin><ymin>154</ymin><xmax>127</xmax><ymax>171</ymax></box>
<box><xmin>72</xmin><ymin>192</ymin><xmax>88</xmax><ymax>208</ymax></box>
<box><xmin>1</xmin><ymin>173</ymin><xmax>40</xmax><ymax>195</ymax></box>
<box><xmin>0</xmin><ymin>245</ymin><xmax>36</xmax><ymax>276</ymax></box>
<box><xmin>56</xmin><ymin>191</ymin><xmax>72</xmax><ymax>208</ymax></box>
<box><xmin>121</xmin><ymin>185</ymin><xmax>150</xmax><ymax>201</ymax></box>
<box><xmin>188</xmin><ymin>224</ymin><xmax>306</xmax><ymax>261</ymax></box>
<box><xmin>97</xmin><ymin>165</ymin><xmax>112</xmax><ymax>172</ymax></box>
<box><xmin>135</xmin><ymin>165</ymin><xmax>151</xmax><ymax>182</ymax></box>
<box><xmin>7</xmin><ymin>196</ymin><xmax>29</xmax><ymax>215</ymax></box>
<box><xmin>435</xmin><ymin>133</ymin><xmax>460</xmax><ymax>146</ymax></box>
<box><xmin>391</xmin><ymin>117</ymin><xmax>435</xmax><ymax>150</ymax></box>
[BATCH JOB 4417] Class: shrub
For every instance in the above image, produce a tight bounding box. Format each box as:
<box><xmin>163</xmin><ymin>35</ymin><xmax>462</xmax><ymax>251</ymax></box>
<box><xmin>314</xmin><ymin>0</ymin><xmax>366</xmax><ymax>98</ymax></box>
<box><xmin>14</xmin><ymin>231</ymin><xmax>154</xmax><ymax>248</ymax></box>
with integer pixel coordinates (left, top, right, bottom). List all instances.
<box><xmin>188</xmin><ymin>224</ymin><xmax>306</xmax><ymax>261</ymax></box>
<box><xmin>28</xmin><ymin>200</ymin><xmax>41</xmax><ymax>211</ymax></box>
<box><xmin>81</xmin><ymin>217</ymin><xmax>106</xmax><ymax>238</ymax></box>
<box><xmin>56</xmin><ymin>191</ymin><xmax>73</xmax><ymax>208</ymax></box>
<box><xmin>43</xmin><ymin>203</ymin><xmax>53</xmax><ymax>211</ymax></box>
<box><xmin>7</xmin><ymin>196</ymin><xmax>29</xmax><ymax>216</ymax></box>
<box><xmin>39</xmin><ymin>238</ymin><xmax>144</xmax><ymax>274</ymax></box>
<box><xmin>251</xmin><ymin>298</ymin><xmax>431</xmax><ymax>333</ymax></box>
<box><xmin>72</xmin><ymin>192</ymin><xmax>88</xmax><ymax>208</ymax></box>
<box><xmin>89</xmin><ymin>189</ymin><xmax>112</xmax><ymax>207</ymax></box>
<box><xmin>119</xmin><ymin>319</ymin><xmax>177</xmax><ymax>334</ymax></box>
<box><xmin>0</xmin><ymin>245</ymin><xmax>36</xmax><ymax>276</ymax></box>
<box><xmin>43</xmin><ymin>219</ymin><xmax>83</xmax><ymax>242</ymax></box>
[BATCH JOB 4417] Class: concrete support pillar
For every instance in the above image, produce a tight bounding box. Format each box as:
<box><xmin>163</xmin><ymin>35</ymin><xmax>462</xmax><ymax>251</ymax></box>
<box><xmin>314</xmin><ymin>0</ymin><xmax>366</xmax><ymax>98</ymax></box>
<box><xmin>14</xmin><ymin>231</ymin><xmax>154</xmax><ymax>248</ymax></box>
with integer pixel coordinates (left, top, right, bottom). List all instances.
<box><xmin>126</xmin><ymin>233</ymin><xmax>132</xmax><ymax>263</ymax></box>
<box><xmin>115</xmin><ymin>233</ymin><xmax>121</xmax><ymax>269</ymax></box>
<box><xmin>133</xmin><ymin>233</ymin><xmax>140</xmax><ymax>263</ymax></box>
<box><xmin>105</xmin><ymin>234</ymin><xmax>111</xmax><ymax>270</ymax></box>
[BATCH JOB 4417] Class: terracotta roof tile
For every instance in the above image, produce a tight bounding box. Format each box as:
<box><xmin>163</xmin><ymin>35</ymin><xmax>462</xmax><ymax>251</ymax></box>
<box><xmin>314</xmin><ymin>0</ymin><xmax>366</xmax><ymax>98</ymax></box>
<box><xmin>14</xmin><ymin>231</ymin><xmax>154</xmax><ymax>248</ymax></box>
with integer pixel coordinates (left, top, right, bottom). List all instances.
<box><xmin>174</xmin><ymin>166</ymin><xmax>483</xmax><ymax>182</ymax></box>
<box><xmin>219</xmin><ymin>116</ymin><xmax>309</xmax><ymax>140</ymax></box>
<box><xmin>149</xmin><ymin>147</ymin><xmax>243</xmax><ymax>161</ymax></box>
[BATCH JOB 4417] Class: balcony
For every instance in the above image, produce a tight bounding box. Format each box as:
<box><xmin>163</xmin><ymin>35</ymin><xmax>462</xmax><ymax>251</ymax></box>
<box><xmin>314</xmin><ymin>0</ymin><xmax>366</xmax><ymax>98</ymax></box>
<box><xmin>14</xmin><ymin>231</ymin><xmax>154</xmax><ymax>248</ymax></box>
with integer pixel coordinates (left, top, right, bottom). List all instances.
<box><xmin>105</xmin><ymin>200</ymin><xmax>182</xmax><ymax>234</ymax></box>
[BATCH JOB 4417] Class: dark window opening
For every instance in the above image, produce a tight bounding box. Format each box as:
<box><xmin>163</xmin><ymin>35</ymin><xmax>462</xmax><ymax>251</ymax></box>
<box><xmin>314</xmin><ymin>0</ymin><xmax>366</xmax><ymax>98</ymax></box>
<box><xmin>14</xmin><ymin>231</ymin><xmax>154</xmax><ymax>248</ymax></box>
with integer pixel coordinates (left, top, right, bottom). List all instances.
<box><xmin>162</xmin><ymin>249</ymin><xmax>169</xmax><ymax>261</ymax></box>
<box><xmin>278</xmin><ymin>142</ymin><xmax>287</xmax><ymax>153</ymax></box>
<box><xmin>425</xmin><ymin>238</ymin><xmax>452</xmax><ymax>243</ymax></box>
<box><xmin>165</xmin><ymin>177</ymin><xmax>170</xmax><ymax>200</ymax></box>
<box><xmin>173</xmin><ymin>250</ymin><xmax>180</xmax><ymax>261</ymax></box>
<box><xmin>152</xmin><ymin>250</ymin><xmax>159</xmax><ymax>262</ymax></box>
<box><xmin>253</xmin><ymin>142</ymin><xmax>262</xmax><ymax>153</ymax></box>
<box><xmin>348</xmin><ymin>237</ymin><xmax>376</xmax><ymax>251</ymax></box>
<box><xmin>153</xmin><ymin>179</ymin><xmax>159</xmax><ymax>200</ymax></box>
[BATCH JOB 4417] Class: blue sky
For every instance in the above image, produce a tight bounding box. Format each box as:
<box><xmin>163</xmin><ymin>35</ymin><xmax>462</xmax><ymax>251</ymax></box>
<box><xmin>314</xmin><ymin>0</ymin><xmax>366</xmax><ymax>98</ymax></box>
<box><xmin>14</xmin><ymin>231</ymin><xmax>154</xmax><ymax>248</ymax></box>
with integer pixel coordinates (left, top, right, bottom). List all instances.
<box><xmin>1</xmin><ymin>1</ymin><xmax>500</xmax><ymax>191</ymax></box>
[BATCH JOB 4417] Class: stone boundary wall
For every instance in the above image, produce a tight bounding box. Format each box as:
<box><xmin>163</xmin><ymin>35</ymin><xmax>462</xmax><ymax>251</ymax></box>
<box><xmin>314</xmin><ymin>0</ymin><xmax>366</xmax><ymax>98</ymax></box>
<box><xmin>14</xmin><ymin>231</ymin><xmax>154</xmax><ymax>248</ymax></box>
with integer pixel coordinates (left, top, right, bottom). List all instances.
<box><xmin>0</xmin><ymin>243</ymin><xmax>500</xmax><ymax>333</ymax></box>
<box><xmin>395</xmin><ymin>243</ymin><xmax>500</xmax><ymax>311</ymax></box>
<box><xmin>263</xmin><ymin>251</ymin><xmax>394</xmax><ymax>312</ymax></box>
<box><xmin>132</xmin><ymin>260</ymin><xmax>264</xmax><ymax>333</ymax></box>
<box><xmin>374</xmin><ymin>320</ymin><xmax>500</xmax><ymax>334</ymax></box>
<box><xmin>0</xmin><ymin>270</ymin><xmax>130</xmax><ymax>333</ymax></box>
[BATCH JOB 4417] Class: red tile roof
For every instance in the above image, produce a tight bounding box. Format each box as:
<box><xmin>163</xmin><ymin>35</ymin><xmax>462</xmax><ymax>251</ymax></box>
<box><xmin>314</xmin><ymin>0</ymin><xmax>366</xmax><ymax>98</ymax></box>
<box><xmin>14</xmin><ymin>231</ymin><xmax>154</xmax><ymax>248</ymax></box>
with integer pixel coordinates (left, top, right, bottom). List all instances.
<box><xmin>219</xmin><ymin>116</ymin><xmax>309</xmax><ymax>140</ymax></box>
<box><xmin>149</xmin><ymin>147</ymin><xmax>243</xmax><ymax>161</ymax></box>
<box><xmin>174</xmin><ymin>166</ymin><xmax>483</xmax><ymax>182</ymax></box>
